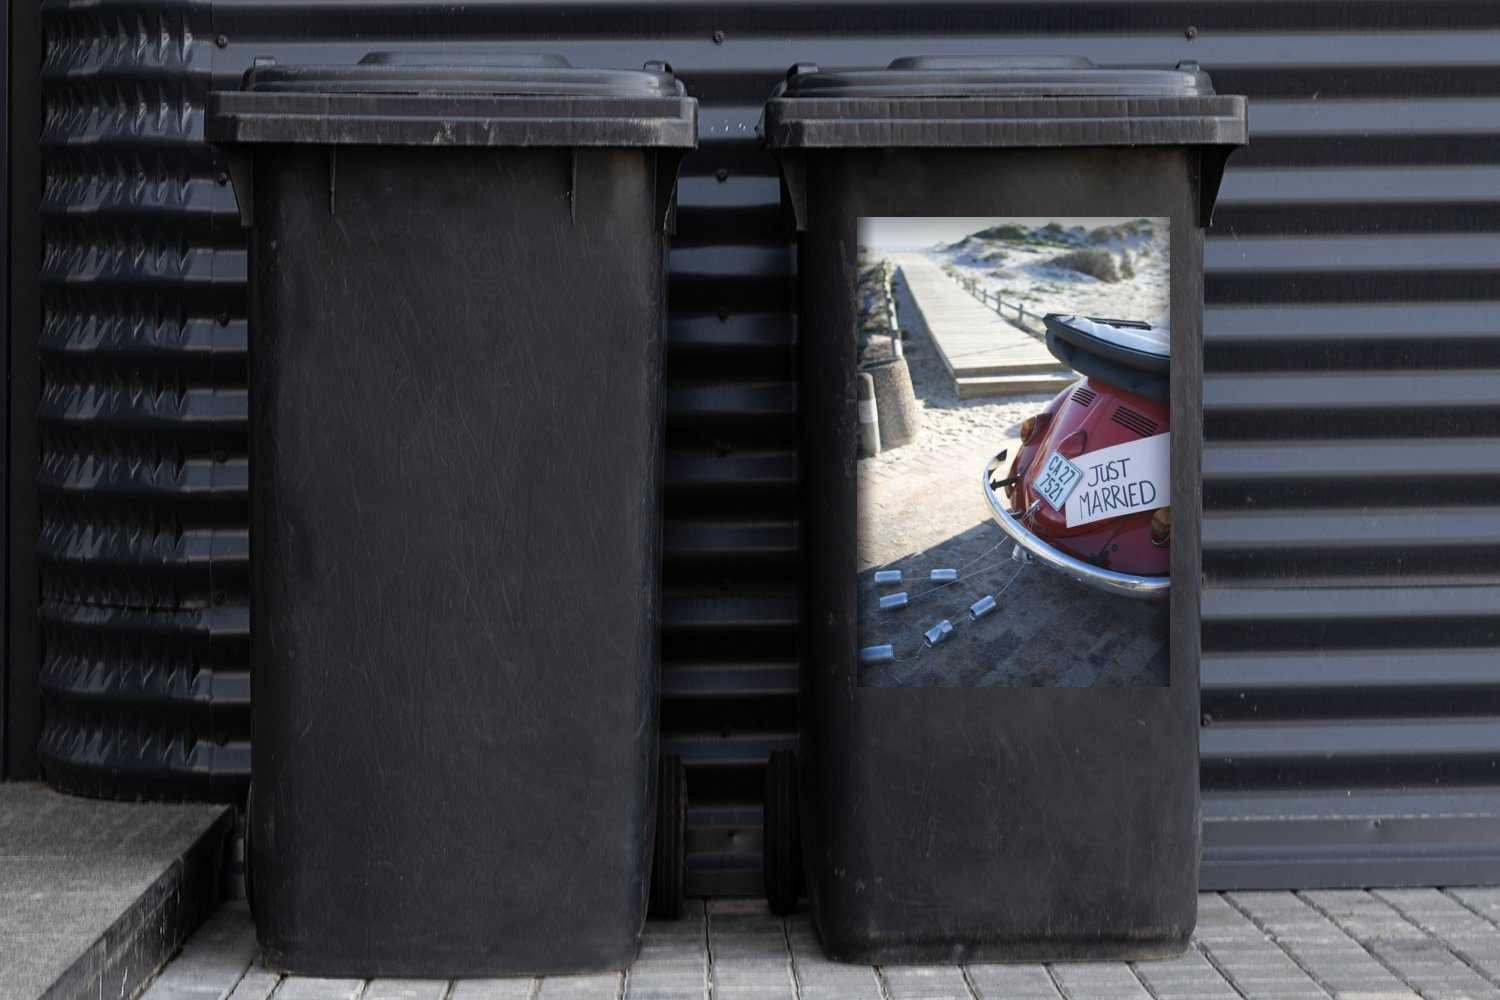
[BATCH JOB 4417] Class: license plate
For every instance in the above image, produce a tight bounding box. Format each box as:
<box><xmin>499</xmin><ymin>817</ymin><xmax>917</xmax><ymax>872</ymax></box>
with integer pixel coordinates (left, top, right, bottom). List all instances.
<box><xmin>1034</xmin><ymin>450</ymin><xmax>1084</xmax><ymax>512</ymax></box>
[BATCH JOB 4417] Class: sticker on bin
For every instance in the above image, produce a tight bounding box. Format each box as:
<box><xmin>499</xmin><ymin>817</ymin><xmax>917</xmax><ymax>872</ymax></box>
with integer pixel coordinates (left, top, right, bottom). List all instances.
<box><xmin>1061</xmin><ymin>433</ymin><xmax>1170</xmax><ymax>529</ymax></box>
<box><xmin>851</xmin><ymin>214</ymin><xmax>1179</xmax><ymax>692</ymax></box>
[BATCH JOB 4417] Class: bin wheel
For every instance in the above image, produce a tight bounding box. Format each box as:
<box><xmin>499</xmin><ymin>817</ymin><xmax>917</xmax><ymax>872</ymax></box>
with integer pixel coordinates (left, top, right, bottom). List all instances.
<box><xmin>649</xmin><ymin>754</ymin><xmax>688</xmax><ymax>919</ymax></box>
<box><xmin>763</xmin><ymin>749</ymin><xmax>804</xmax><ymax>915</ymax></box>
<box><xmin>242</xmin><ymin>783</ymin><xmax>255</xmax><ymax>918</ymax></box>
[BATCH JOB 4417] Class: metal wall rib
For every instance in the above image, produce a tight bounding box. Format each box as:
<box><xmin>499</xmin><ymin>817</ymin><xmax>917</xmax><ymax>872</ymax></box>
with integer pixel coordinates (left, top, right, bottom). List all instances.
<box><xmin>34</xmin><ymin>0</ymin><xmax>1500</xmax><ymax>893</ymax></box>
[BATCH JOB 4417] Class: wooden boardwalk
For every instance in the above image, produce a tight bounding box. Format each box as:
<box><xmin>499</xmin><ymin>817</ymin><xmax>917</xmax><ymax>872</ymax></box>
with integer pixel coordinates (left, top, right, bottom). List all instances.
<box><xmin>892</xmin><ymin>252</ymin><xmax>1074</xmax><ymax>400</ymax></box>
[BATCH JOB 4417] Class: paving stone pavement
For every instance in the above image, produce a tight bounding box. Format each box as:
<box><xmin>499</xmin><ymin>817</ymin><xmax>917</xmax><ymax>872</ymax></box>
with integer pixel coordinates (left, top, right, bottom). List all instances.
<box><xmin>141</xmin><ymin>892</ymin><xmax>1500</xmax><ymax>1000</ymax></box>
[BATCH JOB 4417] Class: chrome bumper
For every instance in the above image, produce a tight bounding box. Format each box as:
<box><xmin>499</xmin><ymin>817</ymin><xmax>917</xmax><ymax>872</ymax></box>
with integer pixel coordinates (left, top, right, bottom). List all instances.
<box><xmin>982</xmin><ymin>450</ymin><xmax>1170</xmax><ymax>600</ymax></box>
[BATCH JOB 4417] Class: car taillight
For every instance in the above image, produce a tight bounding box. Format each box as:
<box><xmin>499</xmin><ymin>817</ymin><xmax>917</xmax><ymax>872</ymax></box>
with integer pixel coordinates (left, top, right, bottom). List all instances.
<box><xmin>1151</xmin><ymin>507</ymin><xmax>1171</xmax><ymax>547</ymax></box>
<box><xmin>1019</xmin><ymin>412</ymin><xmax>1050</xmax><ymax>445</ymax></box>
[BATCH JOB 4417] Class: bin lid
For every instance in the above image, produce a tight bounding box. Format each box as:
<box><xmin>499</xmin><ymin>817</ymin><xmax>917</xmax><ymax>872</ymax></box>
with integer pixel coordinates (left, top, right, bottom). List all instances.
<box><xmin>771</xmin><ymin>55</ymin><xmax>1220</xmax><ymax>100</ymax></box>
<box><xmin>760</xmin><ymin>56</ymin><xmax>1245</xmax><ymax>226</ymax></box>
<box><xmin>206</xmin><ymin>52</ymin><xmax>697</xmax><ymax>148</ymax></box>
<box><xmin>761</xmin><ymin>55</ymin><xmax>1245</xmax><ymax>149</ymax></box>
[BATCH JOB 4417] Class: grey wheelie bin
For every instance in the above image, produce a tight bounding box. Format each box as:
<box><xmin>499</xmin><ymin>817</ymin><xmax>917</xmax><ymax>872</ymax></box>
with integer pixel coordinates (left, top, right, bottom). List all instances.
<box><xmin>206</xmin><ymin>53</ymin><xmax>695</xmax><ymax>978</ymax></box>
<box><xmin>760</xmin><ymin>56</ymin><xmax>1246</xmax><ymax>963</ymax></box>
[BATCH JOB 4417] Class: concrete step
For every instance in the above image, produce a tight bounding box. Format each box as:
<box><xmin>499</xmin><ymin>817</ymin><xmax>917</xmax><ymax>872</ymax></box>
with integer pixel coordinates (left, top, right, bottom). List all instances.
<box><xmin>0</xmin><ymin>783</ymin><xmax>232</xmax><ymax>1000</ymax></box>
<box><xmin>955</xmin><ymin>371</ymin><xmax>1077</xmax><ymax>400</ymax></box>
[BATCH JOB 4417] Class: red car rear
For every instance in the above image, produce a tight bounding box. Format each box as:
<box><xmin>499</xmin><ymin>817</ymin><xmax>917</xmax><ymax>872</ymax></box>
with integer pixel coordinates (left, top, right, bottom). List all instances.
<box><xmin>982</xmin><ymin>314</ymin><xmax>1171</xmax><ymax>599</ymax></box>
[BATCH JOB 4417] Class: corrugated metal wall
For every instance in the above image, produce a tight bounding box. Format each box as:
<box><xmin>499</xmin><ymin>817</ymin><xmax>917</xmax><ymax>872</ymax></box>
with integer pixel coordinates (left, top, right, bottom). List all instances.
<box><xmin>1189</xmin><ymin>8</ymin><xmax>1500</xmax><ymax>887</ymax></box>
<box><xmin>23</xmin><ymin>0</ymin><xmax>1500</xmax><ymax>895</ymax></box>
<box><xmin>36</xmin><ymin>0</ymin><xmax>250</xmax><ymax>800</ymax></box>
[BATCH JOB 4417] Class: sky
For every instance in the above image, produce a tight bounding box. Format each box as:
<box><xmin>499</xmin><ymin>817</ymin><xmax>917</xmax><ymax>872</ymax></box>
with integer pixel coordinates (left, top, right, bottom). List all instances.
<box><xmin>857</xmin><ymin>216</ymin><xmax>1151</xmax><ymax>251</ymax></box>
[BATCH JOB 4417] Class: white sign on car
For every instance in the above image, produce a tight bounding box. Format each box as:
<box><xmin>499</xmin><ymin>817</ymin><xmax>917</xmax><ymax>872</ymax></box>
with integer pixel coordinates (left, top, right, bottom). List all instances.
<box><xmin>1042</xmin><ymin>432</ymin><xmax>1170</xmax><ymax>529</ymax></box>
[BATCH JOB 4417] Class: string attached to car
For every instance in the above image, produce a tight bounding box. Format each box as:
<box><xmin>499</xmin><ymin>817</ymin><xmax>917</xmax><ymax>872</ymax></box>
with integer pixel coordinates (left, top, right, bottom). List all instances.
<box><xmin>861</xmin><ymin>559</ymin><xmax>1030</xmax><ymax>668</ymax></box>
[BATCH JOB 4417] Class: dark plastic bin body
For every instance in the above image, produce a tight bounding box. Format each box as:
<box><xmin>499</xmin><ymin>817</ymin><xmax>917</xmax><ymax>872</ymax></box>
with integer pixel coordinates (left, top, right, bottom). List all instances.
<box><xmin>763</xmin><ymin>59</ymin><xmax>1246</xmax><ymax>964</ymax></box>
<box><xmin>207</xmin><ymin>57</ymin><xmax>694</xmax><ymax>978</ymax></box>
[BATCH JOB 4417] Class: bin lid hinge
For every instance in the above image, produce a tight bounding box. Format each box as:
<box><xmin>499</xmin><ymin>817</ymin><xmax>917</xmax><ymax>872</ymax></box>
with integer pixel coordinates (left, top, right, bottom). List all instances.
<box><xmin>773</xmin><ymin>152</ymin><xmax>807</xmax><ymax>233</ymax></box>
<box><xmin>223</xmin><ymin>149</ymin><xmax>254</xmax><ymax>227</ymax></box>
